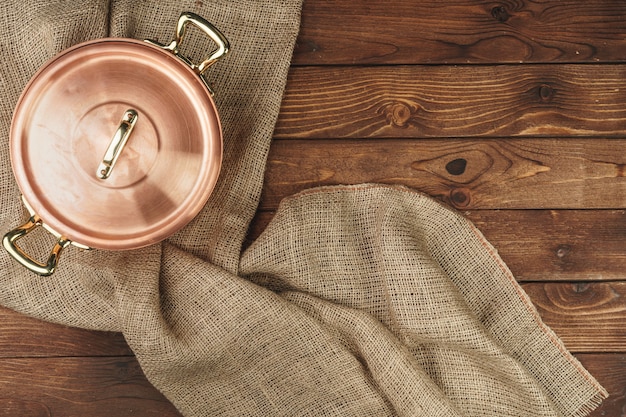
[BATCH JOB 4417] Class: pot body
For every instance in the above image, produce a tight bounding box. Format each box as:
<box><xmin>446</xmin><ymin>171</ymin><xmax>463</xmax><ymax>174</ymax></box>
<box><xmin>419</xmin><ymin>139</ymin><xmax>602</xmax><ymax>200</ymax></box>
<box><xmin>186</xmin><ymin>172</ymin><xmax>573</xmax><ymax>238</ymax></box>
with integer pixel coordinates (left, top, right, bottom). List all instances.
<box><xmin>3</xmin><ymin>12</ymin><xmax>230</xmax><ymax>275</ymax></box>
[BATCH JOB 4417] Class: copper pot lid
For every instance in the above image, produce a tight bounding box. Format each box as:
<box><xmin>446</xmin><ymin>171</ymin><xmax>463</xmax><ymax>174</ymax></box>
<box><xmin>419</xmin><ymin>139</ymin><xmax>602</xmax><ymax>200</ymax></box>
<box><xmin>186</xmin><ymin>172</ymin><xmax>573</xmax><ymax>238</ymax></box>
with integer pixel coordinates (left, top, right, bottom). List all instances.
<box><xmin>9</xmin><ymin>15</ymin><xmax>228</xmax><ymax>251</ymax></box>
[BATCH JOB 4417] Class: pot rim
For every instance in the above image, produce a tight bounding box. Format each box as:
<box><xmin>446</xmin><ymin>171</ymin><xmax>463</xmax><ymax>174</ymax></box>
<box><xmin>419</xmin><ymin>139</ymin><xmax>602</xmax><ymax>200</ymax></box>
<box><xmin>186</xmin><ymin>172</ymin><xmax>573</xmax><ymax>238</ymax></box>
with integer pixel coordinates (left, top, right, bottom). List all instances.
<box><xmin>9</xmin><ymin>37</ymin><xmax>223</xmax><ymax>250</ymax></box>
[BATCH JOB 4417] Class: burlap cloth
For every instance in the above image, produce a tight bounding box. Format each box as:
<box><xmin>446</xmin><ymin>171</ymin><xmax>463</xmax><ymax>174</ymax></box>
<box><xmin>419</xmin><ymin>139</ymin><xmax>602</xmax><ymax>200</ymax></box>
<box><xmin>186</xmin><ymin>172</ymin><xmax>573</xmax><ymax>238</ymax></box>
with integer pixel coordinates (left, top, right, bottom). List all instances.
<box><xmin>0</xmin><ymin>1</ymin><xmax>608</xmax><ymax>416</ymax></box>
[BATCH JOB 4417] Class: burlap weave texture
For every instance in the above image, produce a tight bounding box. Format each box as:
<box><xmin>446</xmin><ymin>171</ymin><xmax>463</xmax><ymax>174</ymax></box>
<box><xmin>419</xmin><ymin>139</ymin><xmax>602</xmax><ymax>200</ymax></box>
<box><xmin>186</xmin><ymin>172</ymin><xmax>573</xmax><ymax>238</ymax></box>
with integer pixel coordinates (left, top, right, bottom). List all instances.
<box><xmin>0</xmin><ymin>1</ymin><xmax>607</xmax><ymax>416</ymax></box>
<box><xmin>241</xmin><ymin>184</ymin><xmax>608</xmax><ymax>416</ymax></box>
<box><xmin>0</xmin><ymin>0</ymin><xmax>302</xmax><ymax>328</ymax></box>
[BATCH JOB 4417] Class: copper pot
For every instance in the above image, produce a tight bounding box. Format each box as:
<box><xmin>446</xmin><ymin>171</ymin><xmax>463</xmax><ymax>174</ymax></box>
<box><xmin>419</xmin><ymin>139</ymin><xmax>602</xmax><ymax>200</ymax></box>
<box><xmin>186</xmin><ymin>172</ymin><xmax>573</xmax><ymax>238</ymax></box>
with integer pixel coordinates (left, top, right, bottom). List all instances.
<box><xmin>3</xmin><ymin>12</ymin><xmax>230</xmax><ymax>276</ymax></box>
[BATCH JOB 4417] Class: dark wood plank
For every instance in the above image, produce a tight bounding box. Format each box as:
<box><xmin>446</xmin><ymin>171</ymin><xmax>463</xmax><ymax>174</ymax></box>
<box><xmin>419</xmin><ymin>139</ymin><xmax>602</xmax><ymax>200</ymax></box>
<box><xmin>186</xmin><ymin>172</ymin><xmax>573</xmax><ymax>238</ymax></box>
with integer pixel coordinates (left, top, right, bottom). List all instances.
<box><xmin>260</xmin><ymin>138</ymin><xmax>626</xmax><ymax>210</ymax></box>
<box><xmin>576</xmin><ymin>354</ymin><xmax>626</xmax><ymax>417</ymax></box>
<box><xmin>1</xmin><ymin>0</ymin><xmax>624</xmax><ymax>415</ymax></box>
<box><xmin>0</xmin><ymin>357</ymin><xmax>181</xmax><ymax>417</ymax></box>
<box><xmin>295</xmin><ymin>0</ymin><xmax>626</xmax><ymax>65</ymax></box>
<box><xmin>522</xmin><ymin>282</ymin><xmax>626</xmax><ymax>353</ymax></box>
<box><xmin>275</xmin><ymin>65</ymin><xmax>626</xmax><ymax>139</ymax></box>
<box><xmin>0</xmin><ymin>306</ymin><xmax>131</xmax><ymax>358</ymax></box>
<box><xmin>0</xmin><ymin>355</ymin><xmax>620</xmax><ymax>417</ymax></box>
<box><xmin>247</xmin><ymin>209</ymin><xmax>626</xmax><ymax>282</ymax></box>
<box><xmin>2</xmin><ymin>280</ymin><xmax>624</xmax><ymax>355</ymax></box>
<box><xmin>469</xmin><ymin>210</ymin><xmax>626</xmax><ymax>282</ymax></box>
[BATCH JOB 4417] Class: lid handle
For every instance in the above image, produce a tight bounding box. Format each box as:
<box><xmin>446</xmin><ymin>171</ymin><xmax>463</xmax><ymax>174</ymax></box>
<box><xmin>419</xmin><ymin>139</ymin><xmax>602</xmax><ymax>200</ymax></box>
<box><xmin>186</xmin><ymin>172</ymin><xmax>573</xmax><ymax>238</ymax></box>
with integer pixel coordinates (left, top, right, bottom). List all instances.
<box><xmin>96</xmin><ymin>109</ymin><xmax>138</xmax><ymax>180</ymax></box>
<box><xmin>146</xmin><ymin>12</ymin><xmax>230</xmax><ymax>76</ymax></box>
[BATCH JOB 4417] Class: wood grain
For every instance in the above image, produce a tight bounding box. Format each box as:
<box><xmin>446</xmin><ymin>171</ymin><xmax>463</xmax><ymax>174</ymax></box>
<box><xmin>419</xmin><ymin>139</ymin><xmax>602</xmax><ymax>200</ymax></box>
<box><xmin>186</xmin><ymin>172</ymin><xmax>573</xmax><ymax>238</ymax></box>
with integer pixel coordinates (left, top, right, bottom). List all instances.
<box><xmin>467</xmin><ymin>210</ymin><xmax>626</xmax><ymax>282</ymax></box>
<box><xmin>295</xmin><ymin>0</ymin><xmax>626</xmax><ymax>65</ymax></box>
<box><xmin>0</xmin><ymin>357</ymin><xmax>181</xmax><ymax>417</ymax></box>
<box><xmin>1</xmin><ymin>281</ymin><xmax>623</xmax><ymax>358</ymax></box>
<box><xmin>3</xmin><ymin>0</ymin><xmax>625</xmax><ymax>414</ymax></box>
<box><xmin>0</xmin><ymin>306</ymin><xmax>131</xmax><ymax>358</ymax></box>
<box><xmin>576</xmin><ymin>354</ymin><xmax>626</xmax><ymax>417</ymax></box>
<box><xmin>0</xmin><ymin>355</ymin><xmax>619</xmax><ymax>417</ymax></box>
<box><xmin>275</xmin><ymin>65</ymin><xmax>626</xmax><ymax>139</ymax></box>
<box><xmin>247</xmin><ymin>209</ymin><xmax>626</xmax><ymax>282</ymax></box>
<box><xmin>260</xmin><ymin>138</ymin><xmax>626</xmax><ymax>210</ymax></box>
<box><xmin>522</xmin><ymin>282</ymin><xmax>626</xmax><ymax>353</ymax></box>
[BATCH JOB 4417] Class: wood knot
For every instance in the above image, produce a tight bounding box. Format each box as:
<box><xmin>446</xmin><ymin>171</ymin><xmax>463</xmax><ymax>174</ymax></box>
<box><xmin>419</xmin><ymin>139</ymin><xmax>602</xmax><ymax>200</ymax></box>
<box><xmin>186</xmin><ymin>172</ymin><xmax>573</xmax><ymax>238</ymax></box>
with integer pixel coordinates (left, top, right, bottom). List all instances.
<box><xmin>539</xmin><ymin>84</ymin><xmax>555</xmax><ymax>102</ymax></box>
<box><xmin>379</xmin><ymin>101</ymin><xmax>419</xmax><ymax>128</ymax></box>
<box><xmin>450</xmin><ymin>188</ymin><xmax>471</xmax><ymax>208</ymax></box>
<box><xmin>491</xmin><ymin>6</ymin><xmax>510</xmax><ymax>22</ymax></box>
<box><xmin>445</xmin><ymin>158</ymin><xmax>467</xmax><ymax>176</ymax></box>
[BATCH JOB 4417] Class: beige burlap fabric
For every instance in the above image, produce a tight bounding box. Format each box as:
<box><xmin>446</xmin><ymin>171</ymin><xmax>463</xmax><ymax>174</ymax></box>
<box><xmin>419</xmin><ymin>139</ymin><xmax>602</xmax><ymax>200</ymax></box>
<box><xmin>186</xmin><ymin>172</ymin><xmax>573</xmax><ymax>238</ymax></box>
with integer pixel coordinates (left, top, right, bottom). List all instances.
<box><xmin>241</xmin><ymin>184</ymin><xmax>609</xmax><ymax>416</ymax></box>
<box><xmin>0</xmin><ymin>1</ymin><xmax>607</xmax><ymax>416</ymax></box>
<box><xmin>0</xmin><ymin>0</ymin><xmax>302</xmax><ymax>326</ymax></box>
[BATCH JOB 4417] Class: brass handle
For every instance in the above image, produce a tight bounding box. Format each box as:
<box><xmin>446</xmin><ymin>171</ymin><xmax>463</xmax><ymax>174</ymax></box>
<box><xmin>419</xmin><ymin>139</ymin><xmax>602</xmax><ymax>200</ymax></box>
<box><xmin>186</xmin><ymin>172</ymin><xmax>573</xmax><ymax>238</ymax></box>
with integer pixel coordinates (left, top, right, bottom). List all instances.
<box><xmin>3</xmin><ymin>215</ymin><xmax>70</xmax><ymax>276</ymax></box>
<box><xmin>96</xmin><ymin>109</ymin><xmax>138</xmax><ymax>180</ymax></box>
<box><xmin>146</xmin><ymin>11</ymin><xmax>230</xmax><ymax>75</ymax></box>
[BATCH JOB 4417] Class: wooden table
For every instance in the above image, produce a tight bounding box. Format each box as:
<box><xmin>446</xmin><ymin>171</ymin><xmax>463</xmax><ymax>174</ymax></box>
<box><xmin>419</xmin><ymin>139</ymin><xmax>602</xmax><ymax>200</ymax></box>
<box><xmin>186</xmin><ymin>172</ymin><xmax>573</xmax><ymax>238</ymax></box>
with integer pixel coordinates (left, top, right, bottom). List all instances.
<box><xmin>1</xmin><ymin>1</ymin><xmax>625</xmax><ymax>415</ymax></box>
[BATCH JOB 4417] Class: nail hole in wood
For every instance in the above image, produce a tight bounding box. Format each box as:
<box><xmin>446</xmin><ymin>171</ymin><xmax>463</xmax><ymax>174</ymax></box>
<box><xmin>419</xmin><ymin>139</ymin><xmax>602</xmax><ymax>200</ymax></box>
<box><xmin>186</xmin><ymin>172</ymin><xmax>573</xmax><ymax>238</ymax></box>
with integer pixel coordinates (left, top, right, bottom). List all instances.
<box><xmin>556</xmin><ymin>244</ymin><xmax>571</xmax><ymax>259</ymax></box>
